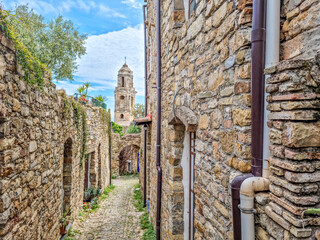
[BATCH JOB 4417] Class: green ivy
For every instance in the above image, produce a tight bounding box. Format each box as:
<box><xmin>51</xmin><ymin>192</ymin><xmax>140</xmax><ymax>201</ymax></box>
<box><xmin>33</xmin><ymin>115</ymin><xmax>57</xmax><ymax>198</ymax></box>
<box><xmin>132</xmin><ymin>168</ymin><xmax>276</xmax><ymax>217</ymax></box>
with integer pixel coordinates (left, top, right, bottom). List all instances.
<box><xmin>0</xmin><ymin>10</ymin><xmax>47</xmax><ymax>86</ymax></box>
<box><xmin>63</xmin><ymin>97</ymin><xmax>87</xmax><ymax>168</ymax></box>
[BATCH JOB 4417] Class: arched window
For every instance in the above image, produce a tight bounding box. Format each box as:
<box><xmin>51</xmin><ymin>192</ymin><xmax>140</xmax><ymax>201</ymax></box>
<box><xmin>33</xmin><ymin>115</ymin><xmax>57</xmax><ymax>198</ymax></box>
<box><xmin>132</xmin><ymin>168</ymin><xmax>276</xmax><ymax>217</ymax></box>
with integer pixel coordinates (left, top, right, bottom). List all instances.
<box><xmin>63</xmin><ymin>138</ymin><xmax>73</xmax><ymax>214</ymax></box>
<box><xmin>122</xmin><ymin>77</ymin><xmax>125</xmax><ymax>87</ymax></box>
<box><xmin>120</xmin><ymin>96</ymin><xmax>125</xmax><ymax>100</ymax></box>
<box><xmin>120</xmin><ymin>114</ymin><xmax>124</xmax><ymax>119</ymax></box>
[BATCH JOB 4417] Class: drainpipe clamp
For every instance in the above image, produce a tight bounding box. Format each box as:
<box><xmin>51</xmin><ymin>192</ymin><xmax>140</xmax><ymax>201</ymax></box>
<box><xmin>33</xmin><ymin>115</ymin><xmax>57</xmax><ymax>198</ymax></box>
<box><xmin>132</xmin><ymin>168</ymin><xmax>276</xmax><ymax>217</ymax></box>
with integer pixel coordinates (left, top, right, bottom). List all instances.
<box><xmin>238</xmin><ymin>205</ymin><xmax>257</xmax><ymax>214</ymax></box>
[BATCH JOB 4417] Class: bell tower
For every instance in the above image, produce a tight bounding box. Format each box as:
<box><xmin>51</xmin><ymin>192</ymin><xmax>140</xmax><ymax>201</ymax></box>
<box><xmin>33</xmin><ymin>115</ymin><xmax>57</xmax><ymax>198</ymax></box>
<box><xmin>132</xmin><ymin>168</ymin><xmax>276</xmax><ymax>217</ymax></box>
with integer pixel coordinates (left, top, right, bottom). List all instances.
<box><xmin>114</xmin><ymin>63</ymin><xmax>136</xmax><ymax>127</ymax></box>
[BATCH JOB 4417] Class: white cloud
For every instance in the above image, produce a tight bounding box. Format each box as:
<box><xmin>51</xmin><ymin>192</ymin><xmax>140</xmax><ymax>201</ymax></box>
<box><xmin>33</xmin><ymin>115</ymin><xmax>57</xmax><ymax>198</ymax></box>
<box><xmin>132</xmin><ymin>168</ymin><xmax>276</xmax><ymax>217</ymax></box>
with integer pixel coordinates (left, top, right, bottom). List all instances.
<box><xmin>121</xmin><ymin>0</ymin><xmax>142</xmax><ymax>9</ymax></box>
<box><xmin>76</xmin><ymin>24</ymin><xmax>145</xmax><ymax>96</ymax></box>
<box><xmin>3</xmin><ymin>0</ymin><xmax>126</xmax><ymax>19</ymax></box>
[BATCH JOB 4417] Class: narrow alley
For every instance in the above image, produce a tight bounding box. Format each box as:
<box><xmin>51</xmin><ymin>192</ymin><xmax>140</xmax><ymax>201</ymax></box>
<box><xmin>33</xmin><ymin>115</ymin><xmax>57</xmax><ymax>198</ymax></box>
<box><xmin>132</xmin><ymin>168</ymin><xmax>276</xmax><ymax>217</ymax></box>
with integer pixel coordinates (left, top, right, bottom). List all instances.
<box><xmin>71</xmin><ymin>176</ymin><xmax>144</xmax><ymax>240</ymax></box>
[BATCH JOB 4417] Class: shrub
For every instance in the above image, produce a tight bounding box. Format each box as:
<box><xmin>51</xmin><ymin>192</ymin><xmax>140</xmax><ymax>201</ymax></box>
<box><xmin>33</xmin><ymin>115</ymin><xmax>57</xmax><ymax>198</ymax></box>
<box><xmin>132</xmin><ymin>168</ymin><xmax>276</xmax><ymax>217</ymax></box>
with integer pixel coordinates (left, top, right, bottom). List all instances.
<box><xmin>112</xmin><ymin>121</ymin><xmax>124</xmax><ymax>136</ymax></box>
<box><xmin>126</xmin><ymin>125</ymin><xmax>141</xmax><ymax>134</ymax></box>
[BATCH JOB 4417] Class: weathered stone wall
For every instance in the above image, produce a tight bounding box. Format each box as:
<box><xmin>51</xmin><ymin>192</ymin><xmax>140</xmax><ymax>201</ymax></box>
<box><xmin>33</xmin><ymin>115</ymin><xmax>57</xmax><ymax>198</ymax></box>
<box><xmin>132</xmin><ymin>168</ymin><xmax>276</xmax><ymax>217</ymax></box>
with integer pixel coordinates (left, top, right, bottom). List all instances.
<box><xmin>256</xmin><ymin>55</ymin><xmax>320</xmax><ymax>239</ymax></box>
<box><xmin>281</xmin><ymin>0</ymin><xmax>320</xmax><ymax>60</ymax></box>
<box><xmin>144</xmin><ymin>0</ymin><xmax>320</xmax><ymax>239</ymax></box>
<box><xmin>111</xmin><ymin>133</ymin><xmax>141</xmax><ymax>176</ymax></box>
<box><xmin>0</xmin><ymin>34</ymin><xmax>111</xmax><ymax>240</ymax></box>
<box><xmin>146</xmin><ymin>0</ymin><xmax>253</xmax><ymax>238</ymax></box>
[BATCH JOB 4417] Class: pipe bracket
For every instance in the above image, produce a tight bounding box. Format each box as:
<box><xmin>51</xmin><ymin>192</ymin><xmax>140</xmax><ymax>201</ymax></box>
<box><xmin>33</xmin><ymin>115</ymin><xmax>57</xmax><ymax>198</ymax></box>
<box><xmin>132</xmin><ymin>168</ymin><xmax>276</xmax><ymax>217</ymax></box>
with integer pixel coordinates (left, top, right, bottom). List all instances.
<box><xmin>238</xmin><ymin>205</ymin><xmax>257</xmax><ymax>214</ymax></box>
<box><xmin>252</xmin><ymin>28</ymin><xmax>266</xmax><ymax>42</ymax></box>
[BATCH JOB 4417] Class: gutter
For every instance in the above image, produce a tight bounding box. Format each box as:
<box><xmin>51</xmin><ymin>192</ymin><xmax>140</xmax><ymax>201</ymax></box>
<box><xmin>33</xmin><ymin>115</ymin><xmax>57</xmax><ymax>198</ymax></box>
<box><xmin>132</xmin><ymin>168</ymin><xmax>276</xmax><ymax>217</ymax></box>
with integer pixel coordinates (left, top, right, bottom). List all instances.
<box><xmin>231</xmin><ymin>0</ymin><xmax>269</xmax><ymax>238</ymax></box>
<box><xmin>143</xmin><ymin>4</ymin><xmax>148</xmax><ymax>208</ymax></box>
<box><xmin>155</xmin><ymin>0</ymin><xmax>162</xmax><ymax>238</ymax></box>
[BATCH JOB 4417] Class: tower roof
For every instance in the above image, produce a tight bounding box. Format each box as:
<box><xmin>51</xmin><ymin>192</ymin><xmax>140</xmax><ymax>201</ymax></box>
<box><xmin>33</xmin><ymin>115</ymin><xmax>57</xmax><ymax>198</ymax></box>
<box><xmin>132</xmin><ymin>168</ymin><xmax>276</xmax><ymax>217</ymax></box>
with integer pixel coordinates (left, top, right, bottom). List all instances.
<box><xmin>118</xmin><ymin>63</ymin><xmax>132</xmax><ymax>73</ymax></box>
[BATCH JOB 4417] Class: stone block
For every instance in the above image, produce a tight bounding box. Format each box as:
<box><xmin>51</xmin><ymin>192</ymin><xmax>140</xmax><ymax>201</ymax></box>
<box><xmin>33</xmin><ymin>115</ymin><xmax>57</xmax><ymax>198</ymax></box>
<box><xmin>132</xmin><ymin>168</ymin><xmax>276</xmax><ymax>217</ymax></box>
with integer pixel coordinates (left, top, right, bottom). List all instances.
<box><xmin>199</xmin><ymin>115</ymin><xmax>209</xmax><ymax>130</ymax></box>
<box><xmin>232</xmin><ymin>108</ymin><xmax>251</xmax><ymax>126</ymax></box>
<box><xmin>284</xmin><ymin>171</ymin><xmax>320</xmax><ymax>183</ymax></box>
<box><xmin>265</xmin><ymin>206</ymin><xmax>291</xmax><ymax>230</ymax></box>
<box><xmin>212</xmin><ymin>2</ymin><xmax>228</xmax><ymax>27</ymax></box>
<box><xmin>219</xmin><ymin>130</ymin><xmax>236</xmax><ymax>154</ymax></box>
<box><xmin>282</xmin><ymin>122</ymin><xmax>320</xmax><ymax>148</ymax></box>
<box><xmin>210</xmin><ymin>110</ymin><xmax>222</xmax><ymax>129</ymax></box>
<box><xmin>268</xmin><ymin>110</ymin><xmax>319</xmax><ymax>121</ymax></box>
<box><xmin>187</xmin><ymin>14</ymin><xmax>204</xmax><ymax>40</ymax></box>
<box><xmin>238</xmin><ymin>0</ymin><xmax>253</xmax><ymax>11</ymax></box>
<box><xmin>234</xmin><ymin>81</ymin><xmax>250</xmax><ymax>94</ymax></box>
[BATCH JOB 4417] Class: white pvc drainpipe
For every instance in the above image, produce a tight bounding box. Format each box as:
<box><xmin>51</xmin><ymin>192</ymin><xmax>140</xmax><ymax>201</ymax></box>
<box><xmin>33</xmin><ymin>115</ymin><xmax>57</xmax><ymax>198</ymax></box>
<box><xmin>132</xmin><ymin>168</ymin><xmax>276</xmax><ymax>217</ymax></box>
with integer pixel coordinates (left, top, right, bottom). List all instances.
<box><xmin>240</xmin><ymin>177</ymin><xmax>270</xmax><ymax>240</ymax></box>
<box><xmin>263</xmin><ymin>0</ymin><xmax>280</xmax><ymax>178</ymax></box>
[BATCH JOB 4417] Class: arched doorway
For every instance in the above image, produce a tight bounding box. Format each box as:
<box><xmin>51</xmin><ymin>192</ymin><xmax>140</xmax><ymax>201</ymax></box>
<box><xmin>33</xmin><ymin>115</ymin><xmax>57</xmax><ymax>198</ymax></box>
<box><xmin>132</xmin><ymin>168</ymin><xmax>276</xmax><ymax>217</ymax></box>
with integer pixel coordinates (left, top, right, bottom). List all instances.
<box><xmin>62</xmin><ymin>138</ymin><xmax>73</xmax><ymax>213</ymax></box>
<box><xmin>84</xmin><ymin>151</ymin><xmax>96</xmax><ymax>190</ymax></box>
<box><xmin>168</xmin><ymin>106</ymin><xmax>197</xmax><ymax>239</ymax></box>
<box><xmin>118</xmin><ymin>145</ymin><xmax>140</xmax><ymax>175</ymax></box>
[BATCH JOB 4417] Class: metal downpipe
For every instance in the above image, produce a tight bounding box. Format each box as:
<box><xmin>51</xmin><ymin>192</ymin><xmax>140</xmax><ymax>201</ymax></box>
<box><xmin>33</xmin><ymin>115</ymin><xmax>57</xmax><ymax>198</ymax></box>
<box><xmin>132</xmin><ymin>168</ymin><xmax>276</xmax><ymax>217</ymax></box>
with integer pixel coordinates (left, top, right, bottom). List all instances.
<box><xmin>143</xmin><ymin>4</ymin><xmax>148</xmax><ymax>208</ymax></box>
<box><xmin>251</xmin><ymin>0</ymin><xmax>266</xmax><ymax>177</ymax></box>
<box><xmin>156</xmin><ymin>0</ymin><xmax>162</xmax><ymax>239</ymax></box>
<box><xmin>231</xmin><ymin>0</ymin><xmax>267</xmax><ymax>238</ymax></box>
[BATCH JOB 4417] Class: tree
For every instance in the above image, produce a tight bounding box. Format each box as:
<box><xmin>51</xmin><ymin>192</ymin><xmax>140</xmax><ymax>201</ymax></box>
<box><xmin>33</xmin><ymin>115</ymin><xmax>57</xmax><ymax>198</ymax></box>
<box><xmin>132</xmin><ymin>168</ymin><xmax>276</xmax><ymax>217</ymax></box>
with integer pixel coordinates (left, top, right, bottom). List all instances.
<box><xmin>7</xmin><ymin>5</ymin><xmax>87</xmax><ymax>80</ymax></box>
<box><xmin>132</xmin><ymin>103</ymin><xmax>145</xmax><ymax>118</ymax></box>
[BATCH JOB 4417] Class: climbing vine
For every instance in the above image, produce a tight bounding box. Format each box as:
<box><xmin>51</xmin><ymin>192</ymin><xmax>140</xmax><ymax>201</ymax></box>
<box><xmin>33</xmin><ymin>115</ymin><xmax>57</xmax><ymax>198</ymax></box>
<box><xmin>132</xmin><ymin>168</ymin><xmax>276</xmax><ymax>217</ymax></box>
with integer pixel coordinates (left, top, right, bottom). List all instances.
<box><xmin>99</xmin><ymin>108</ymin><xmax>112</xmax><ymax>147</ymax></box>
<box><xmin>63</xmin><ymin>97</ymin><xmax>88</xmax><ymax>168</ymax></box>
<box><xmin>0</xmin><ymin>10</ymin><xmax>47</xmax><ymax>86</ymax></box>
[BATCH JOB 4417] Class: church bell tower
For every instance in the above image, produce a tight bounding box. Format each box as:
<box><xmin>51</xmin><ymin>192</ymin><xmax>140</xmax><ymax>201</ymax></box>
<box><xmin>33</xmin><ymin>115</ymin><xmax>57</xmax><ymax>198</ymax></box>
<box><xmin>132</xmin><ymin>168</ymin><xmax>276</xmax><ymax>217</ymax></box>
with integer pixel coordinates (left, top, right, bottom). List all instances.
<box><xmin>114</xmin><ymin>63</ymin><xmax>136</xmax><ymax>127</ymax></box>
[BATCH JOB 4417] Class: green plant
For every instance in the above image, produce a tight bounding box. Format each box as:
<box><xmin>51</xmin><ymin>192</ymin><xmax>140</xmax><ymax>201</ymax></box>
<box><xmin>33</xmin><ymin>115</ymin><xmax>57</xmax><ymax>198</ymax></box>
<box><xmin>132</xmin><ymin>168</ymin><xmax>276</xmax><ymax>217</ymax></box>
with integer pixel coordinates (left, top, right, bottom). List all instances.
<box><xmin>0</xmin><ymin>10</ymin><xmax>46</xmax><ymax>86</ymax></box>
<box><xmin>60</xmin><ymin>207</ymin><xmax>72</xmax><ymax>235</ymax></box>
<box><xmin>132</xmin><ymin>184</ymin><xmax>156</xmax><ymax>240</ymax></box>
<box><xmin>111</xmin><ymin>174</ymin><xmax>117</xmax><ymax>179</ymax></box>
<box><xmin>126</xmin><ymin>125</ymin><xmax>141</xmax><ymax>134</ymax></box>
<box><xmin>6</xmin><ymin>5</ymin><xmax>87</xmax><ymax>81</ymax></box>
<box><xmin>304</xmin><ymin>208</ymin><xmax>320</xmax><ymax>215</ymax></box>
<box><xmin>112</xmin><ymin>121</ymin><xmax>124</xmax><ymax>135</ymax></box>
<box><xmin>83</xmin><ymin>187</ymin><xmax>101</xmax><ymax>202</ymax></box>
<box><xmin>95</xmin><ymin>95</ymin><xmax>107</xmax><ymax>103</ymax></box>
<box><xmin>133</xmin><ymin>184</ymin><xmax>144</xmax><ymax>212</ymax></box>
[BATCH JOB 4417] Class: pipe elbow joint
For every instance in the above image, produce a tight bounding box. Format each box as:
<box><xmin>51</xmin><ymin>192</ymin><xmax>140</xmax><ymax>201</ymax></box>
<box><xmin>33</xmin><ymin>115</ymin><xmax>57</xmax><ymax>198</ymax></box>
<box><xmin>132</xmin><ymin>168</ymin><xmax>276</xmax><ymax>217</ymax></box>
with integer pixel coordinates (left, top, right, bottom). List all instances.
<box><xmin>240</xmin><ymin>177</ymin><xmax>270</xmax><ymax>197</ymax></box>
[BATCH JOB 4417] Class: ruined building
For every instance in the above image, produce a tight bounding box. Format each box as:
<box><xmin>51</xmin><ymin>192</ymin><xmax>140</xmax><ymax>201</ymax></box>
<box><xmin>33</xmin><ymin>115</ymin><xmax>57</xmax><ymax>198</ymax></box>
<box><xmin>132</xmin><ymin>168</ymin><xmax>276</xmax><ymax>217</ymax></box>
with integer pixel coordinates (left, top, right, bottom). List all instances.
<box><xmin>140</xmin><ymin>0</ymin><xmax>320</xmax><ymax>239</ymax></box>
<box><xmin>0</xmin><ymin>34</ymin><xmax>112</xmax><ymax>239</ymax></box>
<box><xmin>114</xmin><ymin>63</ymin><xmax>136</xmax><ymax>128</ymax></box>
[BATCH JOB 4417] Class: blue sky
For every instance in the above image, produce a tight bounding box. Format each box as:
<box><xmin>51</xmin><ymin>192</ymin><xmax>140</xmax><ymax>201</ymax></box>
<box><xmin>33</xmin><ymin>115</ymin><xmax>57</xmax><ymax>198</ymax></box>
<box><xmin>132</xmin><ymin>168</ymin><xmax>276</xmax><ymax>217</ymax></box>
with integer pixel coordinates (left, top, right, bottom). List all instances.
<box><xmin>1</xmin><ymin>0</ymin><xmax>145</xmax><ymax>120</ymax></box>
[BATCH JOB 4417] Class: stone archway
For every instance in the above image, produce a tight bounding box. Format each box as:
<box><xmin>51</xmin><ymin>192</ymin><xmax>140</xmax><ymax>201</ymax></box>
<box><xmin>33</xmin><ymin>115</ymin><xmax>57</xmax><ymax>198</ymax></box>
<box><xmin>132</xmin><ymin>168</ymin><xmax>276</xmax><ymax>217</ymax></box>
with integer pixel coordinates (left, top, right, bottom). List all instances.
<box><xmin>118</xmin><ymin>144</ymin><xmax>140</xmax><ymax>175</ymax></box>
<box><xmin>111</xmin><ymin>133</ymin><xmax>141</xmax><ymax>176</ymax></box>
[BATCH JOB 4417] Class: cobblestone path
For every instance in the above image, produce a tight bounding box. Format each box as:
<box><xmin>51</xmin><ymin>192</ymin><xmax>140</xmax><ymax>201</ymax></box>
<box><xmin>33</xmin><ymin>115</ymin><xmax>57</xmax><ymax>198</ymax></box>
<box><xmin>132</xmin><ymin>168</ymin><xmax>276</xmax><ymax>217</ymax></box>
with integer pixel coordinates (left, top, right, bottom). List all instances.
<box><xmin>72</xmin><ymin>176</ymin><xmax>143</xmax><ymax>240</ymax></box>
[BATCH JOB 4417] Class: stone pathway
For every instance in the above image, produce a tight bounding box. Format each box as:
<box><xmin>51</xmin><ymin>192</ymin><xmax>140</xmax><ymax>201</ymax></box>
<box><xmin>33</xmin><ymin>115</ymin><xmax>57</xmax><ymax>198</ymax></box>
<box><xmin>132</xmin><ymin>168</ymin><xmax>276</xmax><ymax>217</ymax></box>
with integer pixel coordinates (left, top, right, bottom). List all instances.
<box><xmin>72</xmin><ymin>176</ymin><xmax>143</xmax><ymax>240</ymax></box>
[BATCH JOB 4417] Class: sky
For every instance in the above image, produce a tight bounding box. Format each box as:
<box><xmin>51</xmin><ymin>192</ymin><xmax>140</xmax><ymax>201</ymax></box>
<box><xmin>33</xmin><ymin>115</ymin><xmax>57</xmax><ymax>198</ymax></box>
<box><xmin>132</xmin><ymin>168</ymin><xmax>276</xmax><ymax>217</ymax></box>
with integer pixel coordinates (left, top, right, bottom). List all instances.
<box><xmin>1</xmin><ymin>0</ymin><xmax>145</xmax><ymax>120</ymax></box>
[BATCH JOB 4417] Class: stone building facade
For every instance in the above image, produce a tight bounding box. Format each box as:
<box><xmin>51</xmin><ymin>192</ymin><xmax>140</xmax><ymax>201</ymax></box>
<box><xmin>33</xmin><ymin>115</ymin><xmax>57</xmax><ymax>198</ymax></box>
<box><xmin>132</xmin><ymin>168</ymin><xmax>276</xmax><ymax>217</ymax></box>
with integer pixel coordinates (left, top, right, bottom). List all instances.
<box><xmin>0</xmin><ymin>34</ymin><xmax>111</xmax><ymax>240</ymax></box>
<box><xmin>114</xmin><ymin>63</ymin><xmax>136</xmax><ymax>128</ymax></box>
<box><xmin>142</xmin><ymin>0</ymin><xmax>320</xmax><ymax>239</ymax></box>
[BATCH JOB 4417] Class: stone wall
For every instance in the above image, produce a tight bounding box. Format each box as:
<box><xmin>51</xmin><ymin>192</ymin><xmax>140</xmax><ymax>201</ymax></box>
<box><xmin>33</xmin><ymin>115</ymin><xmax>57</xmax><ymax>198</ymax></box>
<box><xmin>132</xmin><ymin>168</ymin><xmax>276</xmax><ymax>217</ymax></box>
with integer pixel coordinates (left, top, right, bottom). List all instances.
<box><xmin>256</xmin><ymin>55</ymin><xmax>320</xmax><ymax>239</ymax></box>
<box><xmin>111</xmin><ymin>133</ymin><xmax>141</xmax><ymax>176</ymax></box>
<box><xmin>0</xmin><ymin>34</ymin><xmax>111</xmax><ymax>240</ymax></box>
<box><xmin>144</xmin><ymin>0</ymin><xmax>320</xmax><ymax>239</ymax></box>
<box><xmin>145</xmin><ymin>0</ymin><xmax>253</xmax><ymax>238</ymax></box>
